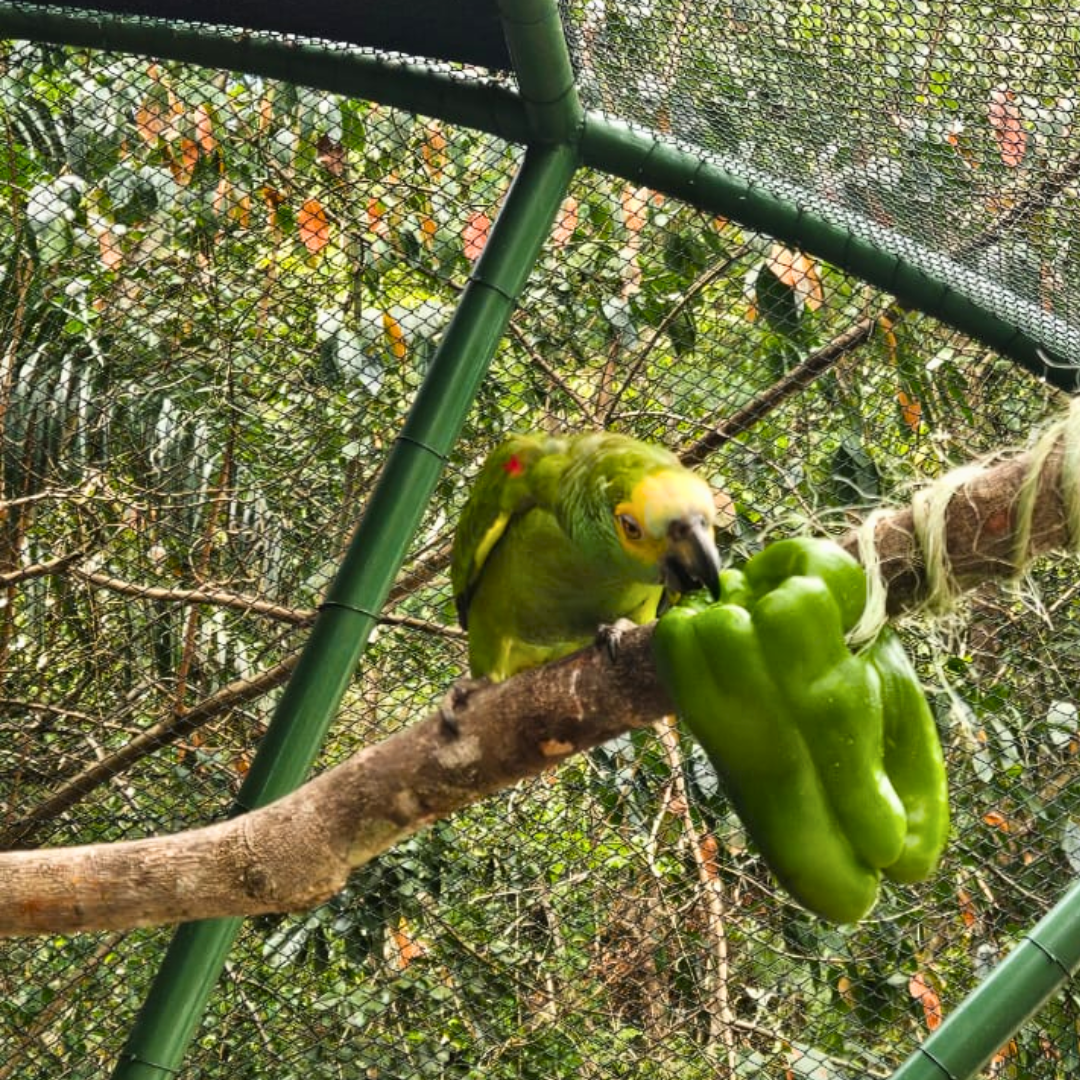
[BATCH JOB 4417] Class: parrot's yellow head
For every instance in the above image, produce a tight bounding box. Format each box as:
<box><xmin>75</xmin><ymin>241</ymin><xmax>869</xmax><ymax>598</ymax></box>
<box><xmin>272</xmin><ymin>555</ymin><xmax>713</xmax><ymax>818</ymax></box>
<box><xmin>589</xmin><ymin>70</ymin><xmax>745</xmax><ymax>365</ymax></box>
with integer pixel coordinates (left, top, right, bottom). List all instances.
<box><xmin>614</xmin><ymin>468</ymin><xmax>722</xmax><ymax>599</ymax></box>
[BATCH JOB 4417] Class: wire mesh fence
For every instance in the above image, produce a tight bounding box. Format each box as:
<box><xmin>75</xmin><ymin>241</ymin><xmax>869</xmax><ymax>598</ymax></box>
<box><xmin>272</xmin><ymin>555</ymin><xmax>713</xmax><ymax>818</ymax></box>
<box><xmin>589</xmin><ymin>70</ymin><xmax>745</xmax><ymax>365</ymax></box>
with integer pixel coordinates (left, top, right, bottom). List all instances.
<box><xmin>1</xmin><ymin>3</ymin><xmax>1079</xmax><ymax>1078</ymax></box>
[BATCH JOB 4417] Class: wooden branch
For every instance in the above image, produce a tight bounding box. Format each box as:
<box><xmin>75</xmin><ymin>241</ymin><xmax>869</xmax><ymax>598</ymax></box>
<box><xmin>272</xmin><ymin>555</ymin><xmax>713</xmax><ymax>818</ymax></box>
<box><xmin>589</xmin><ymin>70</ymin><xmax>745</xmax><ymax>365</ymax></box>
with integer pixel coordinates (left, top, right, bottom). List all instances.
<box><xmin>0</xmin><ymin>423</ymin><xmax>1077</xmax><ymax>936</ymax></box>
<box><xmin>838</xmin><ymin>441</ymin><xmax>1075</xmax><ymax>612</ymax></box>
<box><xmin>0</xmin><ymin>626</ymin><xmax>668</xmax><ymax>935</ymax></box>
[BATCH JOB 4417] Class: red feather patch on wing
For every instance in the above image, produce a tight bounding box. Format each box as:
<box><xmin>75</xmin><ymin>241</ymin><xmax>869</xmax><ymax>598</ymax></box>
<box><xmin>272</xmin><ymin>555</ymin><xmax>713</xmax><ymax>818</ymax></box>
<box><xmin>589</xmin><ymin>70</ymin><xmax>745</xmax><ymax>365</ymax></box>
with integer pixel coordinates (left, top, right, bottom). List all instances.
<box><xmin>503</xmin><ymin>454</ymin><xmax>524</xmax><ymax>478</ymax></box>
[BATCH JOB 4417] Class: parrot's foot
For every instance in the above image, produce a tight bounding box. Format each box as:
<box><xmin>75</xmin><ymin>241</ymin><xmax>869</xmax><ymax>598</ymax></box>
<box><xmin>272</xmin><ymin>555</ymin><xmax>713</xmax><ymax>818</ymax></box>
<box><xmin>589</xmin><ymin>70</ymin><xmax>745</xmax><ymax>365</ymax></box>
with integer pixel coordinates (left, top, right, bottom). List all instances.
<box><xmin>595</xmin><ymin>618</ymin><xmax>638</xmax><ymax>664</ymax></box>
<box><xmin>438</xmin><ymin>677</ymin><xmax>489</xmax><ymax>737</ymax></box>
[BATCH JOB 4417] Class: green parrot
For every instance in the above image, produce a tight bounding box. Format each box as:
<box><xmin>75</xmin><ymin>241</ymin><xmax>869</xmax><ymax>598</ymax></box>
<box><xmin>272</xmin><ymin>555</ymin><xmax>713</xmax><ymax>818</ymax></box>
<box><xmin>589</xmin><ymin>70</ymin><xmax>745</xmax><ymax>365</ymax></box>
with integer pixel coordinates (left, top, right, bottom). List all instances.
<box><xmin>451</xmin><ymin>432</ymin><xmax>724</xmax><ymax>681</ymax></box>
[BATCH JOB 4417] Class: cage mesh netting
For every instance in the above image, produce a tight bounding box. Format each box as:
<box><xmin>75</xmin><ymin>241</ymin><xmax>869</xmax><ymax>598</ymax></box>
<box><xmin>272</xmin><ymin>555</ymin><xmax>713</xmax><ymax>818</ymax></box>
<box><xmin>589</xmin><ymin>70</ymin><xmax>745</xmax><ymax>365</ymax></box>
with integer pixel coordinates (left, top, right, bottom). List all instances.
<box><xmin>1</xmin><ymin>2</ymin><xmax>1080</xmax><ymax>1079</ymax></box>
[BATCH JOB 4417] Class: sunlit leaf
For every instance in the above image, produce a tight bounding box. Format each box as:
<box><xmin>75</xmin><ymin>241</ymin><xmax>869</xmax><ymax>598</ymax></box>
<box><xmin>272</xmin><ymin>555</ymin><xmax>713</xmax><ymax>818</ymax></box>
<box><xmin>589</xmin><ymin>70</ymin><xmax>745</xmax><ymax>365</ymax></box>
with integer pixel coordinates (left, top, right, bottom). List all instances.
<box><xmin>462</xmin><ymin>210</ymin><xmax>490</xmax><ymax>261</ymax></box>
<box><xmin>298</xmin><ymin>198</ymin><xmax>331</xmax><ymax>253</ymax></box>
<box><xmin>551</xmin><ymin>195</ymin><xmax>578</xmax><ymax>247</ymax></box>
<box><xmin>193</xmin><ymin>103</ymin><xmax>216</xmax><ymax>154</ymax></box>
<box><xmin>1061</xmin><ymin>819</ymin><xmax>1080</xmax><ymax>875</ymax></box>
<box><xmin>1045</xmin><ymin>700</ymin><xmax>1077</xmax><ymax>748</ymax></box>
<box><xmin>898</xmin><ymin>390</ymin><xmax>922</xmax><ymax>431</ymax></box>
<box><xmin>988</xmin><ymin>85</ymin><xmax>1027</xmax><ymax>168</ymax></box>
<box><xmin>908</xmin><ymin>973</ymin><xmax>943</xmax><ymax>1031</ymax></box>
<box><xmin>621</xmin><ymin>184</ymin><xmax>650</xmax><ymax>233</ymax></box>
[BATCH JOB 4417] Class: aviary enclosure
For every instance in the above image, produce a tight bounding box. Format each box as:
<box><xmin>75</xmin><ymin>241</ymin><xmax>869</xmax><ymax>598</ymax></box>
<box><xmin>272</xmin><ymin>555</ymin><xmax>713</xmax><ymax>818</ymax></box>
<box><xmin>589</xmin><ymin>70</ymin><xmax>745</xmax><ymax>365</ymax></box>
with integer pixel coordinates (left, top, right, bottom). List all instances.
<box><xmin>1</xmin><ymin>1</ymin><xmax>1080</xmax><ymax>1077</ymax></box>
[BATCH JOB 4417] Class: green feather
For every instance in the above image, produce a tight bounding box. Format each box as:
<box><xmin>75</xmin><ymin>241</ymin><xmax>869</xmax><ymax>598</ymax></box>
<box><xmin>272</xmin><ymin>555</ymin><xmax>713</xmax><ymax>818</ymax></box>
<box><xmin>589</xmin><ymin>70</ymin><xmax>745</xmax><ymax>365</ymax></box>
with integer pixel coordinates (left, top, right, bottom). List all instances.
<box><xmin>451</xmin><ymin>431</ymin><xmax>719</xmax><ymax>681</ymax></box>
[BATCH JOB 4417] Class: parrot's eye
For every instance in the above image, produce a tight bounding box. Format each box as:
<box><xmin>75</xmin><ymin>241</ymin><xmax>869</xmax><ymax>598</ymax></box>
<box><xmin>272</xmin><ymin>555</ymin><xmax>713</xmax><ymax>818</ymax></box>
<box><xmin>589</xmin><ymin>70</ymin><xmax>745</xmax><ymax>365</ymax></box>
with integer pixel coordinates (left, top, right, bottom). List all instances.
<box><xmin>618</xmin><ymin>513</ymin><xmax>643</xmax><ymax>541</ymax></box>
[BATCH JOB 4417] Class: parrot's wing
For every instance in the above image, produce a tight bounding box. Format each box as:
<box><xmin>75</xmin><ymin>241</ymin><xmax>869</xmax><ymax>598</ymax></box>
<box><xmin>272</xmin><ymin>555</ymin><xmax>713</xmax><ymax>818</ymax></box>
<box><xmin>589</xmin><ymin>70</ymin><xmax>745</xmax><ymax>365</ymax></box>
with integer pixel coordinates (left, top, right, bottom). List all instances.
<box><xmin>451</xmin><ymin>433</ymin><xmax>568</xmax><ymax>630</ymax></box>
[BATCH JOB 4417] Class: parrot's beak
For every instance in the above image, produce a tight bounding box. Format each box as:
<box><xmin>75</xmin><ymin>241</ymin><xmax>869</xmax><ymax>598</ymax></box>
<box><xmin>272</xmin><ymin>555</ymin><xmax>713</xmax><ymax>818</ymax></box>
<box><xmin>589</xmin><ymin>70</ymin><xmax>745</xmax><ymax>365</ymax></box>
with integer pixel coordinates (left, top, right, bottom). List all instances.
<box><xmin>662</xmin><ymin>515</ymin><xmax>721</xmax><ymax>600</ymax></box>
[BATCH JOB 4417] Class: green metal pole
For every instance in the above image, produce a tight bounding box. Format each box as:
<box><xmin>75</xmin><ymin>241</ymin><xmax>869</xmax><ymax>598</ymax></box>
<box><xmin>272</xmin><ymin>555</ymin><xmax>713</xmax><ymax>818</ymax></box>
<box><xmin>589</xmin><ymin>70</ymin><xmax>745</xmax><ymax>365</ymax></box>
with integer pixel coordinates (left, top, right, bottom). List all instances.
<box><xmin>0</xmin><ymin>4</ymin><xmax>532</xmax><ymax>144</ymax></box>
<box><xmin>111</xmin><ymin>139</ymin><xmax>580</xmax><ymax>1080</ymax></box>
<box><xmin>890</xmin><ymin>879</ymin><xmax>1080</xmax><ymax>1080</ymax></box>
<box><xmin>1</xmin><ymin>3</ymin><xmax>1076</xmax><ymax>384</ymax></box>
<box><xmin>498</xmin><ymin>0</ymin><xmax>583</xmax><ymax>143</ymax></box>
<box><xmin>579</xmin><ymin>117</ymin><xmax>1079</xmax><ymax>390</ymax></box>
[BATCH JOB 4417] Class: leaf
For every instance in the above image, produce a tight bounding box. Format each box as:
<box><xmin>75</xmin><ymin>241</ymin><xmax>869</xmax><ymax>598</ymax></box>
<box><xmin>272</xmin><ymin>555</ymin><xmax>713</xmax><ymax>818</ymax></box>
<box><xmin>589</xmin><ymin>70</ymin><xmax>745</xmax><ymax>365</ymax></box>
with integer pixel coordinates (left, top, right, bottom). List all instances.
<box><xmin>422</xmin><ymin>122</ymin><xmax>447</xmax><ymax>178</ymax></box>
<box><xmin>988</xmin><ymin>86</ymin><xmax>1027</xmax><ymax>168</ymax></box>
<box><xmin>1061</xmin><ymin>819</ymin><xmax>1080</xmax><ymax>875</ymax></box>
<box><xmin>381</xmin><ymin>311</ymin><xmax>407</xmax><ymax>360</ymax></box>
<box><xmin>956</xmin><ymin>885</ymin><xmax>977</xmax><ymax>927</ymax></box>
<box><xmin>389</xmin><ymin>917</ymin><xmax>427</xmax><ymax>970</ymax></box>
<box><xmin>169</xmin><ymin>137</ymin><xmax>199</xmax><ymax>187</ymax></box>
<box><xmin>366</xmin><ymin>196</ymin><xmax>389</xmax><ymax>239</ymax></box>
<box><xmin>462</xmin><ymin>211</ymin><xmax>490</xmax><ymax>261</ymax></box>
<box><xmin>1045</xmin><ymin>700</ymin><xmax>1077</xmax><ymax>748</ymax></box>
<box><xmin>135</xmin><ymin>101</ymin><xmax>167</xmax><ymax>146</ymax></box>
<box><xmin>765</xmin><ymin>244</ymin><xmax>823</xmax><ymax>311</ymax></box>
<box><xmin>98</xmin><ymin>228</ymin><xmax>123</xmax><ymax>270</ymax></box>
<box><xmin>551</xmin><ymin>195</ymin><xmax>578</xmax><ymax>247</ymax></box>
<box><xmin>193</xmin><ymin>103</ymin><xmax>216</xmax><ymax>154</ymax></box>
<box><xmin>620</xmin><ymin>185</ymin><xmax>650</xmax><ymax>233</ymax></box>
<box><xmin>298</xmin><ymin>198</ymin><xmax>330</xmax><ymax>253</ymax></box>
<box><xmin>897</xmin><ymin>390</ymin><xmax>922</xmax><ymax>431</ymax></box>
<box><xmin>908</xmin><ymin>973</ymin><xmax>943</xmax><ymax>1031</ymax></box>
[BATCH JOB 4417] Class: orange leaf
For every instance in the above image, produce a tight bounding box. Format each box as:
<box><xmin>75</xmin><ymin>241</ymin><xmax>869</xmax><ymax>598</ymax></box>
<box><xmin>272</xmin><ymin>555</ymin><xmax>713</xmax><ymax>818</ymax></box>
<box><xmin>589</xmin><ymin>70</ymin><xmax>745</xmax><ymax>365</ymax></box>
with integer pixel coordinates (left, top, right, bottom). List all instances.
<box><xmin>898</xmin><ymin>390</ymin><xmax>922</xmax><ymax>431</ymax></box>
<box><xmin>991</xmin><ymin>1039</ymin><xmax>1017</xmax><ymax>1067</ymax></box>
<box><xmin>382</xmin><ymin>311</ymin><xmax>407</xmax><ymax>360</ymax></box>
<box><xmin>261</xmin><ymin>185</ymin><xmax>286</xmax><ymax>231</ymax></box>
<box><xmin>983</xmin><ymin>810</ymin><xmax>1011</xmax><ymax>831</ymax></box>
<box><xmin>551</xmin><ymin>195</ymin><xmax>578</xmax><ymax>247</ymax></box>
<box><xmin>212</xmin><ymin>176</ymin><xmax>232</xmax><ymax>217</ymax></box>
<box><xmin>232</xmin><ymin>193</ymin><xmax>252</xmax><ymax>229</ymax></box>
<box><xmin>463</xmin><ymin>211</ymin><xmax>491</xmax><ymax>261</ymax></box>
<box><xmin>766</xmin><ymin>244</ymin><xmax>824</xmax><ymax>310</ymax></box>
<box><xmin>298</xmin><ymin>198</ymin><xmax>331</xmax><ymax>254</ymax></box>
<box><xmin>419</xmin><ymin>216</ymin><xmax>438</xmax><ymax>245</ymax></box>
<box><xmin>699</xmin><ymin>833</ymin><xmax>720</xmax><ymax>879</ymax></box>
<box><xmin>98</xmin><ymin>228</ymin><xmax>123</xmax><ymax>270</ymax></box>
<box><xmin>957</xmin><ymin>886</ymin><xmax>977</xmax><ymax>927</ymax></box>
<box><xmin>135</xmin><ymin>102</ymin><xmax>166</xmax><ymax>147</ymax></box>
<box><xmin>258</xmin><ymin>95</ymin><xmax>274</xmax><ymax>134</ymax></box>
<box><xmin>169</xmin><ymin>138</ymin><xmax>200</xmax><ymax>187</ymax></box>
<box><xmin>422</xmin><ymin>122</ymin><xmax>447</xmax><ymax>177</ymax></box>
<box><xmin>366</xmin><ymin>197</ymin><xmax>389</xmax><ymax>239</ymax></box>
<box><xmin>878</xmin><ymin>313</ymin><xmax>899</xmax><ymax>355</ymax></box>
<box><xmin>193</xmin><ymin>103</ymin><xmax>216</xmax><ymax>154</ymax></box>
<box><xmin>988</xmin><ymin>86</ymin><xmax>1027</xmax><ymax>168</ymax></box>
<box><xmin>390</xmin><ymin>917</ymin><xmax>426</xmax><ymax>970</ymax></box>
<box><xmin>621</xmin><ymin>185</ymin><xmax>649</xmax><ymax>233</ymax></box>
<box><xmin>908</xmin><ymin>973</ymin><xmax>944</xmax><ymax>1031</ymax></box>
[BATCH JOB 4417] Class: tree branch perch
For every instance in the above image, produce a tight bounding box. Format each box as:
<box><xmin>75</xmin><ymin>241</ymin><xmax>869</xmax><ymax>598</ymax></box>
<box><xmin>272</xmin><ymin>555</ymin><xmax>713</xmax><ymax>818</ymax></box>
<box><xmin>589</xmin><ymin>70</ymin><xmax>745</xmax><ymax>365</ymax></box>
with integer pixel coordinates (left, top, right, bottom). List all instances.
<box><xmin>1</xmin><ymin>425</ymin><xmax>1078</xmax><ymax>937</ymax></box>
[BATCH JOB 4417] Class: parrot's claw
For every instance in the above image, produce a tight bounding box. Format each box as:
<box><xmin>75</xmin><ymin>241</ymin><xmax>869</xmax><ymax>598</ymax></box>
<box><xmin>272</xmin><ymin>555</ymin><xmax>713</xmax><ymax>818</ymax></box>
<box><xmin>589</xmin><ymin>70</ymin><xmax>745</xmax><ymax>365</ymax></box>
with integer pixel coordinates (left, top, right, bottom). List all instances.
<box><xmin>595</xmin><ymin>618</ymin><xmax>638</xmax><ymax>664</ymax></box>
<box><xmin>438</xmin><ymin>677</ymin><xmax>489</xmax><ymax>736</ymax></box>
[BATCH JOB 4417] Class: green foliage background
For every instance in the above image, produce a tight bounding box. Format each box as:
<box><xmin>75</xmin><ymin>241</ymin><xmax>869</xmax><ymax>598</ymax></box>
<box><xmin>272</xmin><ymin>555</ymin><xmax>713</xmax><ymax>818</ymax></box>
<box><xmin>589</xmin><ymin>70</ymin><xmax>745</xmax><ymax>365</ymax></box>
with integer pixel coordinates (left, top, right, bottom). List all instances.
<box><xmin>2</xmin><ymin>3</ymin><xmax>1080</xmax><ymax>1076</ymax></box>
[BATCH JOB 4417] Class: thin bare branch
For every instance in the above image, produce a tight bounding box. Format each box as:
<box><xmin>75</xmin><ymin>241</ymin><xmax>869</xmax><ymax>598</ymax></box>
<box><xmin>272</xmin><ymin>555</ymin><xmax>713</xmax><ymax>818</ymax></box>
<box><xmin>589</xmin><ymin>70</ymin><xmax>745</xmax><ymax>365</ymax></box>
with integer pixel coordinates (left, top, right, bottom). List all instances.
<box><xmin>74</xmin><ymin>567</ymin><xmax>316</xmax><ymax>625</ymax></box>
<box><xmin>680</xmin><ymin>305</ymin><xmax>894</xmax><ymax>466</ymax></box>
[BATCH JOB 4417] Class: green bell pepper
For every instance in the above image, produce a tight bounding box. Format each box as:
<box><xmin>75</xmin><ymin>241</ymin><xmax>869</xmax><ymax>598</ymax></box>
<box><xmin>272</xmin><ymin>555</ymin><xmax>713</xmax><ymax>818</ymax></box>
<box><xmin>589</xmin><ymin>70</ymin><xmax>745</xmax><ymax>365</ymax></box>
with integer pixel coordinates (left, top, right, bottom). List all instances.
<box><xmin>867</xmin><ymin>629</ymin><xmax>951</xmax><ymax>883</ymax></box>
<box><xmin>652</xmin><ymin>538</ymin><xmax>949</xmax><ymax>923</ymax></box>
